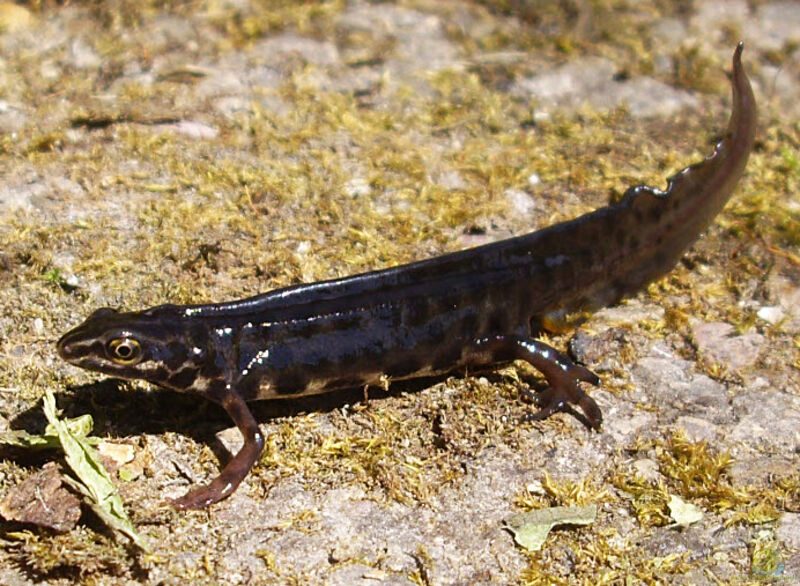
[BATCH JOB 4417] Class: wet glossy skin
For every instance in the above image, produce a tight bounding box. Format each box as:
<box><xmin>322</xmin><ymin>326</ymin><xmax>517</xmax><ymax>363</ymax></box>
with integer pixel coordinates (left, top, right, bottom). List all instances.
<box><xmin>57</xmin><ymin>45</ymin><xmax>756</xmax><ymax>509</ymax></box>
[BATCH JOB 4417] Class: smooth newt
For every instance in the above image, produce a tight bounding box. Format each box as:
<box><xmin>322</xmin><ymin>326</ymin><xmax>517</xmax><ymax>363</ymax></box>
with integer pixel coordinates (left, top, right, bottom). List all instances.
<box><xmin>57</xmin><ymin>44</ymin><xmax>756</xmax><ymax>509</ymax></box>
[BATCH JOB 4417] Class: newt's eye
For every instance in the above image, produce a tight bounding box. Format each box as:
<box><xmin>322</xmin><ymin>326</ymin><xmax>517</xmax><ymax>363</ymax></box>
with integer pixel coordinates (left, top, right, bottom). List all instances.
<box><xmin>107</xmin><ymin>337</ymin><xmax>142</xmax><ymax>365</ymax></box>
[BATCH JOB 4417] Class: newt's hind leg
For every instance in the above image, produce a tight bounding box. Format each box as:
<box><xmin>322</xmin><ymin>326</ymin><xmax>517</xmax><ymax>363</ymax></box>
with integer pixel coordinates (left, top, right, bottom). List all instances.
<box><xmin>468</xmin><ymin>335</ymin><xmax>602</xmax><ymax>430</ymax></box>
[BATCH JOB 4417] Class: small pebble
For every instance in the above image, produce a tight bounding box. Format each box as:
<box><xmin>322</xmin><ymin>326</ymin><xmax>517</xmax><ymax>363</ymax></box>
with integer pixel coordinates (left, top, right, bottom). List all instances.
<box><xmin>757</xmin><ymin>305</ymin><xmax>784</xmax><ymax>325</ymax></box>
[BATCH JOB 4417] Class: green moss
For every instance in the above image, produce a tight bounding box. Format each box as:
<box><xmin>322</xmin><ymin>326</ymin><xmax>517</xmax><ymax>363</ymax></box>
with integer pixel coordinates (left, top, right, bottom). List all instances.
<box><xmin>514</xmin><ymin>471</ymin><xmax>613</xmax><ymax>511</ymax></box>
<box><xmin>615</xmin><ymin>433</ymin><xmax>789</xmax><ymax>528</ymax></box>
<box><xmin>519</xmin><ymin>529</ymin><xmax>693</xmax><ymax>584</ymax></box>
<box><xmin>517</xmin><ymin>431</ymin><xmax>795</xmax><ymax>583</ymax></box>
<box><xmin>7</xmin><ymin>528</ymin><xmax>130</xmax><ymax>580</ymax></box>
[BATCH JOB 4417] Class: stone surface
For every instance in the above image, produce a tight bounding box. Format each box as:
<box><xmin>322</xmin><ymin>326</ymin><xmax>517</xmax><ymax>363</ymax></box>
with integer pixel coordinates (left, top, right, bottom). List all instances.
<box><xmin>512</xmin><ymin>57</ymin><xmax>699</xmax><ymax>117</ymax></box>
<box><xmin>631</xmin><ymin>355</ymin><xmax>732</xmax><ymax>422</ymax></box>
<box><xmin>778</xmin><ymin>513</ymin><xmax>800</xmax><ymax>550</ymax></box>
<box><xmin>766</xmin><ymin>274</ymin><xmax>800</xmax><ymax>333</ymax></box>
<box><xmin>729</xmin><ymin>388</ymin><xmax>800</xmax><ymax>452</ymax></box>
<box><xmin>691</xmin><ymin>321</ymin><xmax>765</xmax><ymax>371</ymax></box>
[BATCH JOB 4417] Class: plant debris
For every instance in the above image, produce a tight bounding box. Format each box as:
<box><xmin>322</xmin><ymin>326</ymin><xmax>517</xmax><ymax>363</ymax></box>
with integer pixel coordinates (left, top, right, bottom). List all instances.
<box><xmin>504</xmin><ymin>504</ymin><xmax>597</xmax><ymax>551</ymax></box>
<box><xmin>40</xmin><ymin>390</ymin><xmax>148</xmax><ymax>551</ymax></box>
<box><xmin>0</xmin><ymin>462</ymin><xmax>81</xmax><ymax>532</ymax></box>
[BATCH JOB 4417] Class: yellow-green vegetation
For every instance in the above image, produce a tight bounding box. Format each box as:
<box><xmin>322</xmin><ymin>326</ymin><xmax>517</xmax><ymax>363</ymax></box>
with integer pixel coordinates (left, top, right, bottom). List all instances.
<box><xmin>751</xmin><ymin>529</ymin><xmax>787</xmax><ymax>580</ymax></box>
<box><xmin>514</xmin><ymin>471</ymin><xmax>612</xmax><ymax>510</ymax></box>
<box><xmin>209</xmin><ymin>0</ymin><xmax>346</xmax><ymax>46</ymax></box>
<box><xmin>733</xmin><ymin>122</ymin><xmax>800</xmax><ymax>255</ymax></box>
<box><xmin>511</xmin><ymin>475</ymin><xmax>695</xmax><ymax>583</ymax></box>
<box><xmin>512</xmin><ymin>433</ymin><xmax>799</xmax><ymax>582</ymax></box>
<box><xmin>5</xmin><ymin>528</ymin><xmax>130</xmax><ymax>578</ymax></box>
<box><xmin>613</xmin><ymin>433</ymin><xmax>792</xmax><ymax>528</ymax></box>
<box><xmin>254</xmin><ymin>375</ymin><xmax>523</xmax><ymax>506</ymax></box>
<box><xmin>519</xmin><ymin>528</ymin><xmax>695</xmax><ymax>585</ymax></box>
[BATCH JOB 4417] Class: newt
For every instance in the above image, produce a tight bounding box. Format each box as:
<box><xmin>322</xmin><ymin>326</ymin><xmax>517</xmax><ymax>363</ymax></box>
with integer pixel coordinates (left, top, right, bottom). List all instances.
<box><xmin>57</xmin><ymin>44</ymin><xmax>756</xmax><ymax>509</ymax></box>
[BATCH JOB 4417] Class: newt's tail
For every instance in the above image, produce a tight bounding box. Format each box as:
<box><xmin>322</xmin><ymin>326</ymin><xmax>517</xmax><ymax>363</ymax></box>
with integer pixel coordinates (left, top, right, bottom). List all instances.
<box><xmin>541</xmin><ymin>43</ymin><xmax>757</xmax><ymax>324</ymax></box>
<box><xmin>611</xmin><ymin>42</ymin><xmax>757</xmax><ymax>294</ymax></box>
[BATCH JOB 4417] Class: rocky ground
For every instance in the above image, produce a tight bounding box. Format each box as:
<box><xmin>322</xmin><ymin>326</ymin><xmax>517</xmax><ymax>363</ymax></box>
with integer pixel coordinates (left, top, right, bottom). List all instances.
<box><xmin>0</xmin><ymin>0</ymin><xmax>799</xmax><ymax>584</ymax></box>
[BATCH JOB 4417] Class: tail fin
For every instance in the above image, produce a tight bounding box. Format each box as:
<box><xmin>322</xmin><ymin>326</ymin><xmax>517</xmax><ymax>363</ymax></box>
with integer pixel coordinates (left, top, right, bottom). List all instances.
<box><xmin>593</xmin><ymin>43</ymin><xmax>756</xmax><ymax>303</ymax></box>
<box><xmin>540</xmin><ymin>43</ymin><xmax>757</xmax><ymax>327</ymax></box>
<box><xmin>621</xmin><ymin>42</ymin><xmax>756</xmax><ymax>266</ymax></box>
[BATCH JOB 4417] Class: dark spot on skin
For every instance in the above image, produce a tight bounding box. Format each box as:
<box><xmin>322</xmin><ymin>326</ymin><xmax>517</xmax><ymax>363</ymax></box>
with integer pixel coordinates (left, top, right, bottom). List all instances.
<box><xmin>604</xmin><ymin>211</ymin><xmax>617</xmax><ymax>232</ymax></box>
<box><xmin>403</xmin><ymin>300</ymin><xmax>430</xmax><ymax>328</ymax></box>
<box><xmin>275</xmin><ymin>369</ymin><xmax>309</xmax><ymax>395</ymax></box>
<box><xmin>295</xmin><ymin>312</ymin><xmax>362</xmax><ymax>337</ymax></box>
<box><xmin>460</xmin><ymin>311</ymin><xmax>480</xmax><ymax>338</ymax></box>
<box><xmin>515</xmin><ymin>287</ymin><xmax>531</xmax><ymax>317</ymax></box>
<box><xmin>150</xmin><ymin>366</ymin><xmax>170</xmax><ymax>384</ymax></box>
<box><xmin>235</xmin><ymin>377</ymin><xmax>263</xmax><ymax>401</ymax></box>
<box><xmin>487</xmin><ymin>308</ymin><xmax>508</xmax><ymax>334</ymax></box>
<box><xmin>167</xmin><ymin>340</ymin><xmax>184</xmax><ymax>354</ymax></box>
<box><xmin>199</xmin><ymin>350</ymin><xmax>222</xmax><ymax>376</ymax></box>
<box><xmin>388</xmin><ymin>356</ymin><xmax>423</xmax><ymax>378</ymax></box>
<box><xmin>432</xmin><ymin>346</ymin><xmax>462</xmax><ymax>372</ymax></box>
<box><xmin>167</xmin><ymin>367</ymin><xmax>199</xmax><ymax>390</ymax></box>
<box><xmin>324</xmin><ymin>376</ymin><xmax>366</xmax><ymax>391</ymax></box>
<box><xmin>529</xmin><ymin>316</ymin><xmax>545</xmax><ymax>335</ymax></box>
<box><xmin>165</xmin><ymin>345</ymin><xmax>190</xmax><ymax>369</ymax></box>
<box><xmin>203</xmin><ymin>379</ymin><xmax>230</xmax><ymax>403</ymax></box>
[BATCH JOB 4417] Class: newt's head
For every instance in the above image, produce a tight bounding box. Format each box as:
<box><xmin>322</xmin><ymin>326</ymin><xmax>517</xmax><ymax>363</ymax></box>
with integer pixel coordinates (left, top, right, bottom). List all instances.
<box><xmin>57</xmin><ymin>306</ymin><xmax>209</xmax><ymax>392</ymax></box>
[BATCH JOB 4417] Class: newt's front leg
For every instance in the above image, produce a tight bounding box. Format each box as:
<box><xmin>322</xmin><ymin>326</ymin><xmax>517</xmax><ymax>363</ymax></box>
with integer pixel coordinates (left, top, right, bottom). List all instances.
<box><xmin>469</xmin><ymin>335</ymin><xmax>602</xmax><ymax>430</ymax></box>
<box><xmin>172</xmin><ymin>391</ymin><xmax>265</xmax><ymax>510</ymax></box>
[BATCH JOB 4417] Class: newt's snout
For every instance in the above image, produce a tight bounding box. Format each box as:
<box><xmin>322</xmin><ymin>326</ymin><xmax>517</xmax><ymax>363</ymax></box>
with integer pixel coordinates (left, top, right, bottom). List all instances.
<box><xmin>56</xmin><ymin>328</ymin><xmax>91</xmax><ymax>363</ymax></box>
<box><xmin>57</xmin><ymin>307</ymin><xmax>119</xmax><ymax>363</ymax></box>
